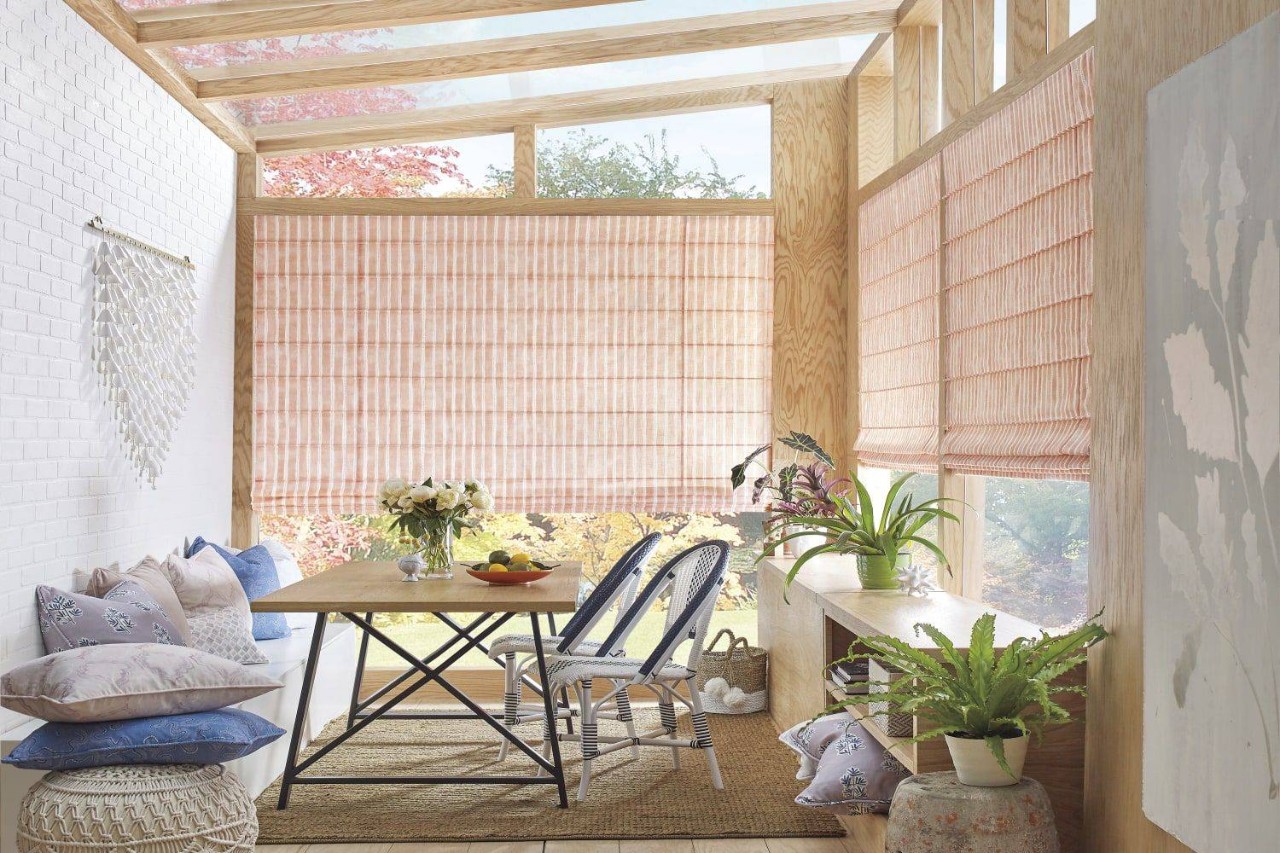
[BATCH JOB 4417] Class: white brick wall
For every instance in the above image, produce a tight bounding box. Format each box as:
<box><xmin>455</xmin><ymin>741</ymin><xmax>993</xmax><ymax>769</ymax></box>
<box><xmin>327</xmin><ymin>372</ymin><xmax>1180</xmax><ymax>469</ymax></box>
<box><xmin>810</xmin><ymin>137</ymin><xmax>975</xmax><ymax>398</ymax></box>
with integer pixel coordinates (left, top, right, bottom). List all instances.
<box><xmin>0</xmin><ymin>0</ymin><xmax>236</xmax><ymax>732</ymax></box>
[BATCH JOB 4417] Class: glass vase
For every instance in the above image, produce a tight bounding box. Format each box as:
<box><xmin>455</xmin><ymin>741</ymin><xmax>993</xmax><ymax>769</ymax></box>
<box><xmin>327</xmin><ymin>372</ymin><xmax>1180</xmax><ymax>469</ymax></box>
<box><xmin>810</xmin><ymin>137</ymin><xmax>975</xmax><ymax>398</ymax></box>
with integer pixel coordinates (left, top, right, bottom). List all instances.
<box><xmin>417</xmin><ymin>524</ymin><xmax>454</xmax><ymax>580</ymax></box>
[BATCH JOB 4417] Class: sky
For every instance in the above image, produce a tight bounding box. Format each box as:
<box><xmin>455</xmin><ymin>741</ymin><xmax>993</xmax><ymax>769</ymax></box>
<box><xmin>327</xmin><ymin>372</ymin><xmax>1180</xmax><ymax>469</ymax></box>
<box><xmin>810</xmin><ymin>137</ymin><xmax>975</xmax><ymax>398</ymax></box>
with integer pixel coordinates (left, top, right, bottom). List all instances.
<box><xmin>426</xmin><ymin>0</ymin><xmax>1098</xmax><ymax>196</ymax></box>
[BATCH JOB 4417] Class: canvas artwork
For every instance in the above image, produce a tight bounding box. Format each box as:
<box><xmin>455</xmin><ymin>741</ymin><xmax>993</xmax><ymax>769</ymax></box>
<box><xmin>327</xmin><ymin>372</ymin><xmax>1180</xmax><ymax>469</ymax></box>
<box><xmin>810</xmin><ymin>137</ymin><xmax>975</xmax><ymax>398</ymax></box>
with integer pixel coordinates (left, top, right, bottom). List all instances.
<box><xmin>1143</xmin><ymin>11</ymin><xmax>1280</xmax><ymax>852</ymax></box>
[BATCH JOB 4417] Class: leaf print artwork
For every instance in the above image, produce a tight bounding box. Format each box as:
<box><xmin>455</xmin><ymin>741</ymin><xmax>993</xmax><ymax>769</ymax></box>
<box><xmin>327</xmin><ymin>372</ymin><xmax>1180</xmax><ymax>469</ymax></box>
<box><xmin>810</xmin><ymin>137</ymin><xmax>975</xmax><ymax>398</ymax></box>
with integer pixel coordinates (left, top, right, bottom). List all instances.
<box><xmin>1145</xmin><ymin>33</ymin><xmax>1280</xmax><ymax>845</ymax></box>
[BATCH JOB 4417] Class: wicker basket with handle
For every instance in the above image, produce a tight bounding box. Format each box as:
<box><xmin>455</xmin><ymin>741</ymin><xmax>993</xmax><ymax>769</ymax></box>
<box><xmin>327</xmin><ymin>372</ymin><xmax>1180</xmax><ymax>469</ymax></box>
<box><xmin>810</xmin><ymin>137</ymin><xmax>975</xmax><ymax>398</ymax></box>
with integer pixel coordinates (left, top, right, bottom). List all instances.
<box><xmin>695</xmin><ymin>628</ymin><xmax>769</xmax><ymax>714</ymax></box>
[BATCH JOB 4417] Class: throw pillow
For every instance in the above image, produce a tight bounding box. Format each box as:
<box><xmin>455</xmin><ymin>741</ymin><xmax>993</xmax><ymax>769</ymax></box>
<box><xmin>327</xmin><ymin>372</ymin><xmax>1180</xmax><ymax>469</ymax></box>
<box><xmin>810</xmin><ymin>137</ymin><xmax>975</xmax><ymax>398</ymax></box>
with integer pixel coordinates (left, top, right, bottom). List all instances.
<box><xmin>84</xmin><ymin>557</ymin><xmax>192</xmax><ymax>644</ymax></box>
<box><xmin>186</xmin><ymin>608</ymin><xmax>268</xmax><ymax>665</ymax></box>
<box><xmin>2</xmin><ymin>708</ymin><xmax>285</xmax><ymax>770</ymax></box>
<box><xmin>0</xmin><ymin>644</ymin><xmax>281</xmax><ymax>723</ymax></box>
<box><xmin>795</xmin><ymin>719</ymin><xmax>913</xmax><ymax>815</ymax></box>
<box><xmin>36</xmin><ymin>582</ymin><xmax>184</xmax><ymax>654</ymax></box>
<box><xmin>260</xmin><ymin>538</ymin><xmax>312</xmax><ymax>631</ymax></box>
<box><xmin>163</xmin><ymin>549</ymin><xmax>253</xmax><ymax>629</ymax></box>
<box><xmin>188</xmin><ymin>537</ymin><xmax>288</xmax><ymax>641</ymax></box>
<box><xmin>780</xmin><ymin>712</ymin><xmax>862</xmax><ymax>780</ymax></box>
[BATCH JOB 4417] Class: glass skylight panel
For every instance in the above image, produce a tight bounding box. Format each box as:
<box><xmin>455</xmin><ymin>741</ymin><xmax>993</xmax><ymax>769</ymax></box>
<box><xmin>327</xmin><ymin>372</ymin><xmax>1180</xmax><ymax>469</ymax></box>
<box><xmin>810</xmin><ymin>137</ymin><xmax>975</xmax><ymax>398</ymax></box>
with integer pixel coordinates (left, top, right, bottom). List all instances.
<box><xmin>229</xmin><ymin>35</ymin><xmax>873</xmax><ymax>128</ymax></box>
<box><xmin>168</xmin><ymin>0</ymin><xmax>850</xmax><ymax>70</ymax></box>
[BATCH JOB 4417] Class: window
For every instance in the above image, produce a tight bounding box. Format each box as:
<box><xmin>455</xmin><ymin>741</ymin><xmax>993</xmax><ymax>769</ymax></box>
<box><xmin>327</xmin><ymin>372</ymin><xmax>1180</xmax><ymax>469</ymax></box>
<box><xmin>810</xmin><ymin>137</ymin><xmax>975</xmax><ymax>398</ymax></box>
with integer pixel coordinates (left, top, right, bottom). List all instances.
<box><xmin>973</xmin><ymin>476</ymin><xmax>1089</xmax><ymax>632</ymax></box>
<box><xmin>262</xmin><ymin>136</ymin><xmax>513</xmax><ymax>198</ymax></box>
<box><xmin>857</xmin><ymin>467</ymin><xmax>941</xmax><ymax>579</ymax></box>
<box><xmin>262</xmin><ymin>512</ymin><xmax>764</xmax><ymax>667</ymax></box>
<box><xmin>531</xmin><ymin>108</ymin><xmax>771</xmax><ymax>199</ymax></box>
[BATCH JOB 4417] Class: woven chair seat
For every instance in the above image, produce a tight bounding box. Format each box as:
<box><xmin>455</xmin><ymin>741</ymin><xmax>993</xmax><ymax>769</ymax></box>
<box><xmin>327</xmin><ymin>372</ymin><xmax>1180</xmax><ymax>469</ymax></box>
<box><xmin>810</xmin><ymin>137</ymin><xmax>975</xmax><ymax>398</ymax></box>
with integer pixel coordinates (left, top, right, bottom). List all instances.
<box><xmin>547</xmin><ymin>655</ymin><xmax>693</xmax><ymax>691</ymax></box>
<box><xmin>488</xmin><ymin>634</ymin><xmax>608</xmax><ymax>659</ymax></box>
<box><xmin>18</xmin><ymin>763</ymin><xmax>256</xmax><ymax>852</ymax></box>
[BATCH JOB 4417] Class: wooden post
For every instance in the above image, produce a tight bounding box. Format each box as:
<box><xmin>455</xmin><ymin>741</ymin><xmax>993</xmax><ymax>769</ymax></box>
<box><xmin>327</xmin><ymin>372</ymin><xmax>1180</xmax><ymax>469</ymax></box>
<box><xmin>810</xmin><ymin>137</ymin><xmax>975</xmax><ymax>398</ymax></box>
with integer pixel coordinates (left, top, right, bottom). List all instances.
<box><xmin>941</xmin><ymin>0</ymin><xmax>996</xmax><ymax>125</ymax></box>
<box><xmin>232</xmin><ymin>153</ymin><xmax>260</xmax><ymax>548</ymax></box>
<box><xmin>1047</xmin><ymin>0</ymin><xmax>1071</xmax><ymax>51</ymax></box>
<box><xmin>894</xmin><ymin>25</ymin><xmax>939</xmax><ymax>158</ymax></box>
<box><xmin>856</xmin><ymin>75</ymin><xmax>895</xmax><ymax>185</ymax></box>
<box><xmin>513</xmin><ymin>124</ymin><xmax>537</xmax><ymax>198</ymax></box>
<box><xmin>772</xmin><ymin>78</ymin><xmax>848</xmax><ymax>469</ymax></box>
<box><xmin>1008</xmin><ymin>0</ymin><xmax>1051</xmax><ymax>79</ymax></box>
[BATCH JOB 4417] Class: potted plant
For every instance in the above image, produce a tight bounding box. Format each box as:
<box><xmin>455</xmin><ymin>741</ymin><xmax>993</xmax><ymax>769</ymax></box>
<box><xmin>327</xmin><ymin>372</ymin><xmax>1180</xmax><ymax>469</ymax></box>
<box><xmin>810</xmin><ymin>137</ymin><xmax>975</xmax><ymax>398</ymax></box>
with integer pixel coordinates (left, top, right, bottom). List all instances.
<box><xmin>765</xmin><ymin>471</ymin><xmax>957</xmax><ymax>592</ymax></box>
<box><xmin>730</xmin><ymin>432</ymin><xmax>850</xmax><ymax>556</ymax></box>
<box><xmin>829</xmin><ymin>612</ymin><xmax>1107</xmax><ymax>786</ymax></box>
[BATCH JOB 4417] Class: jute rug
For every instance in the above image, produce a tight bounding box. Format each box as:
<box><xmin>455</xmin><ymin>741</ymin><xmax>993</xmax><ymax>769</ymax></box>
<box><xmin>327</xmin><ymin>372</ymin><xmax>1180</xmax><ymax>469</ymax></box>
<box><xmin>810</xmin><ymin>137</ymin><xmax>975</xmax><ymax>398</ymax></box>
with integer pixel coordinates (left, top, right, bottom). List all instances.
<box><xmin>255</xmin><ymin>708</ymin><xmax>843</xmax><ymax>843</ymax></box>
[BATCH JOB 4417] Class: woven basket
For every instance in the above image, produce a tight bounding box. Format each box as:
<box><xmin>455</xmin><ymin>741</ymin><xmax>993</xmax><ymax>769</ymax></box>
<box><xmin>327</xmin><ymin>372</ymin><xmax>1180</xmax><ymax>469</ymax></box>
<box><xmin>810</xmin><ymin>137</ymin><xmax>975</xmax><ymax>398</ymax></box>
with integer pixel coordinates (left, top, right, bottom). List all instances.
<box><xmin>696</xmin><ymin>628</ymin><xmax>768</xmax><ymax>714</ymax></box>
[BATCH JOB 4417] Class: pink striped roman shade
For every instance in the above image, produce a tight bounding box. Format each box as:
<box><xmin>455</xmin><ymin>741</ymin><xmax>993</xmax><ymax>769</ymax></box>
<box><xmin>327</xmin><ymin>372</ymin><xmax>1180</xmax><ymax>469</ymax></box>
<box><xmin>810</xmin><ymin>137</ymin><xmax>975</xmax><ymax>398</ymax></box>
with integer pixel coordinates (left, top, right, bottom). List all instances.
<box><xmin>252</xmin><ymin>214</ymin><xmax>774</xmax><ymax>515</ymax></box>
<box><xmin>939</xmin><ymin>51</ymin><xmax>1094</xmax><ymax>479</ymax></box>
<box><xmin>854</xmin><ymin>156</ymin><xmax>942</xmax><ymax>472</ymax></box>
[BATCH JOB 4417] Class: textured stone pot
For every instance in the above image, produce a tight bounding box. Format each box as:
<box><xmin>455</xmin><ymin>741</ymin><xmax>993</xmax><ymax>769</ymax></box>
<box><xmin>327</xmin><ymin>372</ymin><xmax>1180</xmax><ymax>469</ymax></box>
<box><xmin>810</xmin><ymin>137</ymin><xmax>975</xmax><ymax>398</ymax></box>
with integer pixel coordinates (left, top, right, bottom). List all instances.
<box><xmin>945</xmin><ymin>733</ymin><xmax>1028</xmax><ymax>786</ymax></box>
<box><xmin>857</xmin><ymin>553</ymin><xmax>911</xmax><ymax>590</ymax></box>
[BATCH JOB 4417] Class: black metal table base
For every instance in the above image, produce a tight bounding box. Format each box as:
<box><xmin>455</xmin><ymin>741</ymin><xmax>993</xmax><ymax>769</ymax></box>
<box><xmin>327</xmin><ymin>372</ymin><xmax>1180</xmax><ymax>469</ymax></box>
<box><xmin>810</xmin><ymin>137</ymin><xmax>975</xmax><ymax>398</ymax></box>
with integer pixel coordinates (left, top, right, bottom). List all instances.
<box><xmin>276</xmin><ymin>610</ymin><xmax>569</xmax><ymax>809</ymax></box>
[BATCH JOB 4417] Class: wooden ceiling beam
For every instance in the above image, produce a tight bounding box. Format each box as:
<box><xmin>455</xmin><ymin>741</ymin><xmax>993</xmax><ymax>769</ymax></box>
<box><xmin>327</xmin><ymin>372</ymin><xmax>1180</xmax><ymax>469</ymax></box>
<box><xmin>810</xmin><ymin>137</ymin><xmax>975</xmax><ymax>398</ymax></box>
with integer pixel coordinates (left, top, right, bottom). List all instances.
<box><xmin>192</xmin><ymin>0</ymin><xmax>900</xmax><ymax>102</ymax></box>
<box><xmin>133</xmin><ymin>0</ymin><xmax>636</xmax><ymax>49</ymax></box>
<box><xmin>60</xmin><ymin>0</ymin><xmax>255</xmax><ymax>153</ymax></box>
<box><xmin>253</xmin><ymin>63</ymin><xmax>859</xmax><ymax>156</ymax></box>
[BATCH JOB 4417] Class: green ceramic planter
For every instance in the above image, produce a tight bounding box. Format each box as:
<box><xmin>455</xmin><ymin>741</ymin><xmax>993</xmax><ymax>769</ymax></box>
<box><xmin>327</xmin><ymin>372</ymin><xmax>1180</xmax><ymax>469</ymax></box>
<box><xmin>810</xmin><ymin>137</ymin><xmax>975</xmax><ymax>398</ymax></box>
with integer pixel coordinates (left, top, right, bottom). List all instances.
<box><xmin>857</xmin><ymin>553</ymin><xmax>911</xmax><ymax>590</ymax></box>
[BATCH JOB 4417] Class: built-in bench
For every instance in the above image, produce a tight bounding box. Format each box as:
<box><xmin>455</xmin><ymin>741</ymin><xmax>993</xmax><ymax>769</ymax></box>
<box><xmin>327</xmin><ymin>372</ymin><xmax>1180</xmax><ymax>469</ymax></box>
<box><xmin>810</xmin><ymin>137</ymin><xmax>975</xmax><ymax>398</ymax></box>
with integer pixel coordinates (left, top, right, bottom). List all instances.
<box><xmin>758</xmin><ymin>556</ymin><xmax>1085</xmax><ymax>853</ymax></box>
<box><xmin>0</xmin><ymin>621</ymin><xmax>354</xmax><ymax>847</ymax></box>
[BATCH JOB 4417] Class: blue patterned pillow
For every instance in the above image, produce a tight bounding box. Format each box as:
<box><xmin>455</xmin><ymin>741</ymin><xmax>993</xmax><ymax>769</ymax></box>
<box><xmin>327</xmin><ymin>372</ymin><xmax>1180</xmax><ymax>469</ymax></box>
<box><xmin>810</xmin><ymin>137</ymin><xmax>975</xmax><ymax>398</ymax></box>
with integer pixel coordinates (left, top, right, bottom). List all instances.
<box><xmin>37</xmin><ymin>581</ymin><xmax>184</xmax><ymax>654</ymax></box>
<box><xmin>1</xmin><ymin>708</ymin><xmax>285</xmax><ymax>770</ymax></box>
<box><xmin>188</xmin><ymin>537</ymin><xmax>289</xmax><ymax>640</ymax></box>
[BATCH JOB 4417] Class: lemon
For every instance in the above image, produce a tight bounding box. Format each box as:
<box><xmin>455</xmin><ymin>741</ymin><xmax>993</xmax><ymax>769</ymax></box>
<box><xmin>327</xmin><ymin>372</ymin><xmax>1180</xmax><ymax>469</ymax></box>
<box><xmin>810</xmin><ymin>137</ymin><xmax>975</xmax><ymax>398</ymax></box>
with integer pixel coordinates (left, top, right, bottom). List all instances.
<box><xmin>487</xmin><ymin>563</ymin><xmax>508</xmax><ymax>572</ymax></box>
<box><xmin>510</xmin><ymin>552</ymin><xmax>531</xmax><ymax>564</ymax></box>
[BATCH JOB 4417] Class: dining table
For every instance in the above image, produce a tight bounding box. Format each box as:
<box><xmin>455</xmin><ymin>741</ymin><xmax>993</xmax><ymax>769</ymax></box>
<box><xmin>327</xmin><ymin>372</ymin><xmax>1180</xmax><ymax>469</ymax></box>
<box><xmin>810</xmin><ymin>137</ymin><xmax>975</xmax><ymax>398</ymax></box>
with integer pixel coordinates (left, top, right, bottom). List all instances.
<box><xmin>251</xmin><ymin>559</ymin><xmax>584</xmax><ymax>809</ymax></box>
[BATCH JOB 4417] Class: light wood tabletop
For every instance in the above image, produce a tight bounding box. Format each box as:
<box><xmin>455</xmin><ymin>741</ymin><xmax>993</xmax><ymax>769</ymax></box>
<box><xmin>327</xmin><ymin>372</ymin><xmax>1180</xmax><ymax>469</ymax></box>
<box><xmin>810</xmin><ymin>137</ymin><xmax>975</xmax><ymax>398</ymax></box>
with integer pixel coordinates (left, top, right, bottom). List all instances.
<box><xmin>251</xmin><ymin>560</ymin><xmax>583</xmax><ymax>614</ymax></box>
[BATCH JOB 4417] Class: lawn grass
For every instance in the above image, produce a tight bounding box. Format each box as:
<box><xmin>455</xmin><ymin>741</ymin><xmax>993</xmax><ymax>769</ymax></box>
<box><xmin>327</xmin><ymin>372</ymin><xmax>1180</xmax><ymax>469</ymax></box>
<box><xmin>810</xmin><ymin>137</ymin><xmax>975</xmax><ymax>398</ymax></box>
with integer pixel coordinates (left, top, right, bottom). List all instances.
<box><xmin>365</xmin><ymin>608</ymin><xmax>759</xmax><ymax>668</ymax></box>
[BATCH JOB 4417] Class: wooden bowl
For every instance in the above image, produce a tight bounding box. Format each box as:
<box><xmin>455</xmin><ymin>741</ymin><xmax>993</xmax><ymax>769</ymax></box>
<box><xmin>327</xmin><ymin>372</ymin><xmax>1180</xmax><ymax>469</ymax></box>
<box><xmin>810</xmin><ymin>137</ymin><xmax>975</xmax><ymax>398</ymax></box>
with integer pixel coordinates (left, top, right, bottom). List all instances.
<box><xmin>465</xmin><ymin>567</ymin><xmax>555</xmax><ymax>585</ymax></box>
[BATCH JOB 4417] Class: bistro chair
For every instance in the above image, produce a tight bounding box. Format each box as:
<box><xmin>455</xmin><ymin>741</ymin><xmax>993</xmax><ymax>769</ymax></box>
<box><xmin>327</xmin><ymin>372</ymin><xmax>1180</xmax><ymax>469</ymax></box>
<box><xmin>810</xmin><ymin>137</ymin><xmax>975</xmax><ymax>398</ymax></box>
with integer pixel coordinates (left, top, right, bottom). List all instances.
<box><xmin>545</xmin><ymin>539</ymin><xmax>731</xmax><ymax>800</ymax></box>
<box><xmin>487</xmin><ymin>532</ymin><xmax>662</xmax><ymax>759</ymax></box>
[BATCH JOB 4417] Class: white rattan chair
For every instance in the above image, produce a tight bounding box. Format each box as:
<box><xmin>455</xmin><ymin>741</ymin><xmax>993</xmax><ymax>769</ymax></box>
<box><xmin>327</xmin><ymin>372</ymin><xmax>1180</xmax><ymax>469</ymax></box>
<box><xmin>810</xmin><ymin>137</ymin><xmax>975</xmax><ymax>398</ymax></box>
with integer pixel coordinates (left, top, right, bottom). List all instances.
<box><xmin>546</xmin><ymin>540</ymin><xmax>731</xmax><ymax>800</ymax></box>
<box><xmin>487</xmin><ymin>532</ymin><xmax>662</xmax><ymax>759</ymax></box>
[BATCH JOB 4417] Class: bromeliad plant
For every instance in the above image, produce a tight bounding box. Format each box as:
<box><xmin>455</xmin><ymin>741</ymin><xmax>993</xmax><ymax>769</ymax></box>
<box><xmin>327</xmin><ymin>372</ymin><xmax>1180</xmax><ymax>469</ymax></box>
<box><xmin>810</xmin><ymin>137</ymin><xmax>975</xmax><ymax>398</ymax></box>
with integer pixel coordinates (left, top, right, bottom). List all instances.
<box><xmin>766</xmin><ymin>471</ymin><xmax>959</xmax><ymax>593</ymax></box>
<box><xmin>829</xmin><ymin>612</ymin><xmax>1107</xmax><ymax>780</ymax></box>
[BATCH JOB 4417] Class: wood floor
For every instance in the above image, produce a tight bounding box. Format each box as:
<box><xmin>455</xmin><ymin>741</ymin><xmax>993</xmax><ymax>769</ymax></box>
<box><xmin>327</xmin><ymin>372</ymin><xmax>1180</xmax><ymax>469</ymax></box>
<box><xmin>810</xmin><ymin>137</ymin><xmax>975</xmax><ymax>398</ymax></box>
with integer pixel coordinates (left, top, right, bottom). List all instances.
<box><xmin>258</xmin><ymin>839</ymin><xmax>862</xmax><ymax>852</ymax></box>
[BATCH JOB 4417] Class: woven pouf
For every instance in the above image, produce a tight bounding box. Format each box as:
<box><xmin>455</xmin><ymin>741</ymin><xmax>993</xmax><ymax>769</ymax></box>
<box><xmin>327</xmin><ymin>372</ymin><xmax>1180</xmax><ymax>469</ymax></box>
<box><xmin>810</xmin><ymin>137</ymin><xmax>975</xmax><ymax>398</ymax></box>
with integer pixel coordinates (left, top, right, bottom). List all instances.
<box><xmin>18</xmin><ymin>764</ymin><xmax>257</xmax><ymax>852</ymax></box>
<box><xmin>886</xmin><ymin>771</ymin><xmax>1059</xmax><ymax>853</ymax></box>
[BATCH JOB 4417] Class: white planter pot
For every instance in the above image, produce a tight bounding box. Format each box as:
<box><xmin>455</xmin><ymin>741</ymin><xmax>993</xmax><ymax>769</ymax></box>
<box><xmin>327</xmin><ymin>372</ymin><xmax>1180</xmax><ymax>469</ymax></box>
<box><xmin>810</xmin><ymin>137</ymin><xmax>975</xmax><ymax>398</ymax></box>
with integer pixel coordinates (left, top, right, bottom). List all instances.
<box><xmin>945</xmin><ymin>733</ymin><xmax>1028</xmax><ymax>787</ymax></box>
<box><xmin>785</xmin><ymin>529</ymin><xmax>827</xmax><ymax>557</ymax></box>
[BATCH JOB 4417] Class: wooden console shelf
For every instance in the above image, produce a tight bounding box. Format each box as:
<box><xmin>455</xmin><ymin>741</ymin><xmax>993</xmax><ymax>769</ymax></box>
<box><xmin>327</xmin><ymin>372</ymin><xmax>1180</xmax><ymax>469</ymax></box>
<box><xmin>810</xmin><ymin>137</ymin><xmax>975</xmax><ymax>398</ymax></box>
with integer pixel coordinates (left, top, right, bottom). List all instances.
<box><xmin>759</xmin><ymin>556</ymin><xmax>1085</xmax><ymax>853</ymax></box>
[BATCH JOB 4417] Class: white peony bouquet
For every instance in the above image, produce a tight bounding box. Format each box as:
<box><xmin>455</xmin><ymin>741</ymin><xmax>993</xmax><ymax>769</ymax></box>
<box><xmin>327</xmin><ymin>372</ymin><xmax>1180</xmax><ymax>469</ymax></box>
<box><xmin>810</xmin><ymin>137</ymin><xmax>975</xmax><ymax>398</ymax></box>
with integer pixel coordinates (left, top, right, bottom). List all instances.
<box><xmin>378</xmin><ymin>477</ymin><xmax>493</xmax><ymax>565</ymax></box>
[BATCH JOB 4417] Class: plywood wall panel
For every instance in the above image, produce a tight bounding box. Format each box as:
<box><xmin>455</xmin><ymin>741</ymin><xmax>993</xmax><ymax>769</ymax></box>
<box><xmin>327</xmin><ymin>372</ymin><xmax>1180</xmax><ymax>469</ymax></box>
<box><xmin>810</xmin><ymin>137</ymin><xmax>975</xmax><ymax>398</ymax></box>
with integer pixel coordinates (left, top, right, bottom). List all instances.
<box><xmin>772</xmin><ymin>78</ymin><xmax>848</xmax><ymax>469</ymax></box>
<box><xmin>1087</xmin><ymin>1</ymin><xmax>1280</xmax><ymax>851</ymax></box>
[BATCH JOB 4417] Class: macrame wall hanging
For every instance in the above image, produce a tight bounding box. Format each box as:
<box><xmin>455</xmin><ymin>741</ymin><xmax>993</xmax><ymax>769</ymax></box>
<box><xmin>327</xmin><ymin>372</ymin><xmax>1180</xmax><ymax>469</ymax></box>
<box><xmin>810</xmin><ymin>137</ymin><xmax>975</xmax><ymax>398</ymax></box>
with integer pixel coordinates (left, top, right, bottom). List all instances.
<box><xmin>89</xmin><ymin>216</ymin><xmax>198</xmax><ymax>486</ymax></box>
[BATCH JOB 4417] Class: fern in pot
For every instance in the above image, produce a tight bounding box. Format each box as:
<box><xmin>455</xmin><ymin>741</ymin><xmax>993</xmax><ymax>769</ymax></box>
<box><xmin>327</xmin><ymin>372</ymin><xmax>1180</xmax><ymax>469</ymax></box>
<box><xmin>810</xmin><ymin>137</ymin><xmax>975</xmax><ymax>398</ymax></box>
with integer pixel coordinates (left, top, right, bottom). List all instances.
<box><xmin>830</xmin><ymin>613</ymin><xmax>1107</xmax><ymax>786</ymax></box>
<box><xmin>765</xmin><ymin>471</ymin><xmax>957</xmax><ymax>591</ymax></box>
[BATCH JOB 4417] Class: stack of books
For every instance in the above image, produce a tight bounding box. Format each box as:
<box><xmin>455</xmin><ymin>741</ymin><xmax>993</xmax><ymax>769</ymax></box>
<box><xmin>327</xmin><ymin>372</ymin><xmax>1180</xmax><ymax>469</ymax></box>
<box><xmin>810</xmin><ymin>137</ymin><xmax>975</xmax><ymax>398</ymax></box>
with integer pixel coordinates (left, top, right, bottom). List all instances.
<box><xmin>828</xmin><ymin>659</ymin><xmax>870</xmax><ymax>695</ymax></box>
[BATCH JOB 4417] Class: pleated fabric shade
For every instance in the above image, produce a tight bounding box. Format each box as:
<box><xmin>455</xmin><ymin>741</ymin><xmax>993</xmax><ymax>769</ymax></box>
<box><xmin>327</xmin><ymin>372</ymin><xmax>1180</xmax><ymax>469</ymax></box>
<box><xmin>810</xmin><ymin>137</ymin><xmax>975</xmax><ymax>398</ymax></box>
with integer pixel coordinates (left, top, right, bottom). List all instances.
<box><xmin>940</xmin><ymin>51</ymin><xmax>1094</xmax><ymax>479</ymax></box>
<box><xmin>854</xmin><ymin>156</ymin><xmax>942</xmax><ymax>472</ymax></box>
<box><xmin>252</xmin><ymin>214</ymin><xmax>774</xmax><ymax>515</ymax></box>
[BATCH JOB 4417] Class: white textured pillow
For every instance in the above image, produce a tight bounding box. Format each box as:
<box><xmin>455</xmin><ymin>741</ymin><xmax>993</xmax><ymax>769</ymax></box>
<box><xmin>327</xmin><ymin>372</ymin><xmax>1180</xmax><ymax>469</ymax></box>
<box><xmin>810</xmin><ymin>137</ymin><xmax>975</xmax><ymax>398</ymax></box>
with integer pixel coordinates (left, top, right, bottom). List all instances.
<box><xmin>259</xmin><ymin>538</ymin><xmax>311</xmax><ymax>630</ymax></box>
<box><xmin>1</xmin><ymin>644</ymin><xmax>280</xmax><ymax>723</ymax></box>
<box><xmin>187</xmin><ymin>608</ymin><xmax>269</xmax><ymax>665</ymax></box>
<box><xmin>164</xmin><ymin>552</ymin><xmax>262</xmax><ymax>663</ymax></box>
